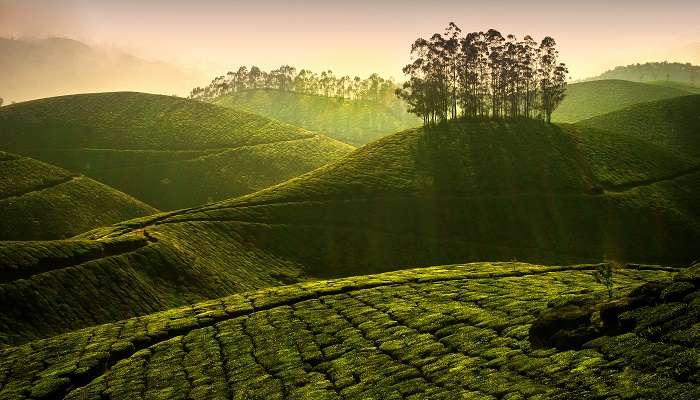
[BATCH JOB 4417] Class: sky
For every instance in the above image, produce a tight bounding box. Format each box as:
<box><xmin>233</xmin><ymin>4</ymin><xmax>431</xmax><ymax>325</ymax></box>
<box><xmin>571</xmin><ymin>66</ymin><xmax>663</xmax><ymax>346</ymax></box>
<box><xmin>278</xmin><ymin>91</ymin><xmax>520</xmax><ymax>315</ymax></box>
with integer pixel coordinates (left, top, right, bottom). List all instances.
<box><xmin>1</xmin><ymin>0</ymin><xmax>699</xmax><ymax>82</ymax></box>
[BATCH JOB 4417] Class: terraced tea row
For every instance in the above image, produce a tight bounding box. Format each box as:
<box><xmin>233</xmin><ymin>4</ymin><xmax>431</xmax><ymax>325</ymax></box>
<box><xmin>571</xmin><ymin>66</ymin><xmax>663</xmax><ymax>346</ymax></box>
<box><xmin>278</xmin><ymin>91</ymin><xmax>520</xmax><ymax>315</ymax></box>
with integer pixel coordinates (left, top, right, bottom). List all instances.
<box><xmin>1</xmin><ymin>263</ymin><xmax>695</xmax><ymax>400</ymax></box>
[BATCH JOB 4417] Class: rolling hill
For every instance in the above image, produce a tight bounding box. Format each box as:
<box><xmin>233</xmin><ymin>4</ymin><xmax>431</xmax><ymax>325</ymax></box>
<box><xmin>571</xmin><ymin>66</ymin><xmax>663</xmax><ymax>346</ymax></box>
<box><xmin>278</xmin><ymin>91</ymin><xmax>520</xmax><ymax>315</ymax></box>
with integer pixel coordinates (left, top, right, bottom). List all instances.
<box><xmin>552</xmin><ymin>79</ymin><xmax>691</xmax><ymax>123</ymax></box>
<box><xmin>0</xmin><ymin>92</ymin><xmax>354</xmax><ymax>209</ymax></box>
<box><xmin>214</xmin><ymin>89</ymin><xmax>422</xmax><ymax>146</ymax></box>
<box><xmin>579</xmin><ymin>95</ymin><xmax>700</xmax><ymax>159</ymax></box>
<box><xmin>0</xmin><ymin>262</ymin><xmax>696</xmax><ymax>399</ymax></box>
<box><xmin>589</xmin><ymin>61</ymin><xmax>700</xmax><ymax>87</ymax></box>
<box><xmin>0</xmin><ymin>98</ymin><xmax>698</xmax><ymax>346</ymax></box>
<box><xmin>0</xmin><ymin>151</ymin><xmax>157</xmax><ymax>240</ymax></box>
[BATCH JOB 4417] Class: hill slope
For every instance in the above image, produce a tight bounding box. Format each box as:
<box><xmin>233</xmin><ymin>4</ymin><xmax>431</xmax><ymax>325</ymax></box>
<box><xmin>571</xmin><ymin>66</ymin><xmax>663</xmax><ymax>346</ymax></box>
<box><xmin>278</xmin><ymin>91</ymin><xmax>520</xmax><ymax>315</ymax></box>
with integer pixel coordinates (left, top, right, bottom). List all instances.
<box><xmin>1</xmin><ymin>262</ymin><xmax>696</xmax><ymax>399</ymax></box>
<box><xmin>214</xmin><ymin>89</ymin><xmax>421</xmax><ymax>146</ymax></box>
<box><xmin>0</xmin><ymin>92</ymin><xmax>354</xmax><ymax>209</ymax></box>
<box><xmin>552</xmin><ymin>79</ymin><xmax>691</xmax><ymax>123</ymax></box>
<box><xmin>0</xmin><ymin>151</ymin><xmax>157</xmax><ymax>240</ymax></box>
<box><xmin>578</xmin><ymin>95</ymin><xmax>700</xmax><ymax>159</ymax></box>
<box><xmin>647</xmin><ymin>80</ymin><xmax>700</xmax><ymax>94</ymax></box>
<box><xmin>1</xmin><ymin>107</ymin><xmax>698</xmax><ymax>345</ymax></box>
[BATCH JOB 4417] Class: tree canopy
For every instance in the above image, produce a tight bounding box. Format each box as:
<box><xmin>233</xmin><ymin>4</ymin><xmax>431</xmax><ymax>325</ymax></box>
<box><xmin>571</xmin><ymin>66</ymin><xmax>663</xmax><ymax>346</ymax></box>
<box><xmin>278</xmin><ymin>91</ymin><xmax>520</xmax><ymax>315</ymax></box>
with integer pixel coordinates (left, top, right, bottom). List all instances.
<box><xmin>190</xmin><ymin>66</ymin><xmax>400</xmax><ymax>106</ymax></box>
<box><xmin>396</xmin><ymin>24</ymin><xmax>568</xmax><ymax>124</ymax></box>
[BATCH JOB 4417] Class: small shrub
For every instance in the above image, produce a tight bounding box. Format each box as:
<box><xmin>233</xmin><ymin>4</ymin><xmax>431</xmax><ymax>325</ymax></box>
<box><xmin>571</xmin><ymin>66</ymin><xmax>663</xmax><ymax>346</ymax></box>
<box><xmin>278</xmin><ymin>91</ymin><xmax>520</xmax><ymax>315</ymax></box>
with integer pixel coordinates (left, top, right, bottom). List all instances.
<box><xmin>597</xmin><ymin>258</ymin><xmax>624</xmax><ymax>299</ymax></box>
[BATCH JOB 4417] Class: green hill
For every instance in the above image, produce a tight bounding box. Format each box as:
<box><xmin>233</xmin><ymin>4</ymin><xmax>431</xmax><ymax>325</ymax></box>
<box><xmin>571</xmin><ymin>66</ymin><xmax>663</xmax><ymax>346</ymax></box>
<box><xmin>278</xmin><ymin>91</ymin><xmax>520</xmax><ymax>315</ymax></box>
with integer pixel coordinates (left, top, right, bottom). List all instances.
<box><xmin>0</xmin><ymin>151</ymin><xmax>156</xmax><ymax>240</ymax></box>
<box><xmin>552</xmin><ymin>79</ymin><xmax>691</xmax><ymax>123</ymax></box>
<box><xmin>579</xmin><ymin>95</ymin><xmax>700</xmax><ymax>159</ymax></box>
<box><xmin>214</xmin><ymin>89</ymin><xmax>422</xmax><ymax>146</ymax></box>
<box><xmin>1</xmin><ymin>262</ymin><xmax>696</xmax><ymax>399</ymax></box>
<box><xmin>590</xmin><ymin>61</ymin><xmax>700</xmax><ymax>87</ymax></box>
<box><xmin>0</xmin><ymin>92</ymin><xmax>354</xmax><ymax>209</ymax></box>
<box><xmin>1</xmin><ymin>104</ymin><xmax>698</xmax><ymax>346</ymax></box>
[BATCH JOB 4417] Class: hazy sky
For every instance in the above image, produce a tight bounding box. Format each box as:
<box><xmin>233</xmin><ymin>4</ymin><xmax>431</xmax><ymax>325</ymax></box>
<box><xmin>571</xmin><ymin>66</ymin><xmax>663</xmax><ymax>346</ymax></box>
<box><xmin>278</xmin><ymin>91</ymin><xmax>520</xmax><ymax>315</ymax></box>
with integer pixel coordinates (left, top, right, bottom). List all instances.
<box><xmin>1</xmin><ymin>0</ymin><xmax>699</xmax><ymax>82</ymax></box>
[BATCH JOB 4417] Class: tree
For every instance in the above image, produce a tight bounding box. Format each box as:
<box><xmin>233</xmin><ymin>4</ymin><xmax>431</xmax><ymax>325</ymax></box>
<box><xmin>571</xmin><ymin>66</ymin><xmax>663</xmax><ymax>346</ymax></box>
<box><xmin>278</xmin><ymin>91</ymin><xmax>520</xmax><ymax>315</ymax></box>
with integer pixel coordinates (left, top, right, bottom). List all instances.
<box><xmin>538</xmin><ymin>37</ymin><xmax>567</xmax><ymax>123</ymax></box>
<box><xmin>398</xmin><ymin>24</ymin><xmax>567</xmax><ymax>124</ymax></box>
<box><xmin>0</xmin><ymin>98</ymin><xmax>4</xmax><ymax>107</ymax></box>
<box><xmin>189</xmin><ymin>64</ymin><xmax>404</xmax><ymax>110</ymax></box>
<box><xmin>248</xmin><ymin>66</ymin><xmax>262</xmax><ymax>89</ymax></box>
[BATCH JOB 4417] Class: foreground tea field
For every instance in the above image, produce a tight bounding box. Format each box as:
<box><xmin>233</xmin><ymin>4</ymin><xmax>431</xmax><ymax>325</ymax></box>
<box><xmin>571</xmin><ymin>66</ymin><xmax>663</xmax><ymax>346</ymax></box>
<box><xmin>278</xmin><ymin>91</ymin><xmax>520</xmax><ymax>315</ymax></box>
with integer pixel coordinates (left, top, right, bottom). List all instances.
<box><xmin>0</xmin><ymin>262</ymin><xmax>696</xmax><ymax>400</ymax></box>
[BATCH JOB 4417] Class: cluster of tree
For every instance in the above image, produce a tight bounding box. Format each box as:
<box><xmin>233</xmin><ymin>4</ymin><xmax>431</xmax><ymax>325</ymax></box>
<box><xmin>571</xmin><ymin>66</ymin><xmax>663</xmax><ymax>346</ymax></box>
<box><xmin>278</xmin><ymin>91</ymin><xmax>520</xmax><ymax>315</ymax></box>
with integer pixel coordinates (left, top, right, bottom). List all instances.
<box><xmin>593</xmin><ymin>62</ymin><xmax>699</xmax><ymax>86</ymax></box>
<box><xmin>189</xmin><ymin>66</ymin><xmax>400</xmax><ymax>105</ymax></box>
<box><xmin>396</xmin><ymin>24</ymin><xmax>568</xmax><ymax>124</ymax></box>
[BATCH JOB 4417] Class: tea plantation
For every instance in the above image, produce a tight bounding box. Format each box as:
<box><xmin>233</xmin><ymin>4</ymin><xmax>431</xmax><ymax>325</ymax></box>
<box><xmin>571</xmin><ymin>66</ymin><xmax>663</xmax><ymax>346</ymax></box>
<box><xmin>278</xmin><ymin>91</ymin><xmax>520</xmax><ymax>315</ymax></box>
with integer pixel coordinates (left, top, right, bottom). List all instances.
<box><xmin>0</xmin><ymin>262</ymin><xmax>696</xmax><ymax>399</ymax></box>
<box><xmin>1</xmin><ymin>99</ymin><xmax>697</xmax><ymax>346</ymax></box>
<box><xmin>552</xmin><ymin>79</ymin><xmax>691</xmax><ymax>123</ymax></box>
<box><xmin>0</xmin><ymin>151</ymin><xmax>156</xmax><ymax>240</ymax></box>
<box><xmin>0</xmin><ymin>92</ymin><xmax>354</xmax><ymax>209</ymax></box>
<box><xmin>579</xmin><ymin>95</ymin><xmax>700</xmax><ymax>159</ymax></box>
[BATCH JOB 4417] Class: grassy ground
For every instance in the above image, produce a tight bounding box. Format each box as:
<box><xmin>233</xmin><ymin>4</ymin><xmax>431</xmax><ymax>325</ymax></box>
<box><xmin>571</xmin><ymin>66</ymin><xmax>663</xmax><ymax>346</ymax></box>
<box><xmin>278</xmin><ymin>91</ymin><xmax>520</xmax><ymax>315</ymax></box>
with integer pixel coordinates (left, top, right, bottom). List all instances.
<box><xmin>0</xmin><ymin>262</ymin><xmax>696</xmax><ymax>399</ymax></box>
<box><xmin>1</xmin><ymin>102</ymin><xmax>697</xmax><ymax>345</ymax></box>
<box><xmin>552</xmin><ymin>79</ymin><xmax>691</xmax><ymax>123</ymax></box>
<box><xmin>0</xmin><ymin>151</ymin><xmax>156</xmax><ymax>240</ymax></box>
<box><xmin>214</xmin><ymin>89</ymin><xmax>422</xmax><ymax>146</ymax></box>
<box><xmin>0</xmin><ymin>92</ymin><xmax>354</xmax><ymax>209</ymax></box>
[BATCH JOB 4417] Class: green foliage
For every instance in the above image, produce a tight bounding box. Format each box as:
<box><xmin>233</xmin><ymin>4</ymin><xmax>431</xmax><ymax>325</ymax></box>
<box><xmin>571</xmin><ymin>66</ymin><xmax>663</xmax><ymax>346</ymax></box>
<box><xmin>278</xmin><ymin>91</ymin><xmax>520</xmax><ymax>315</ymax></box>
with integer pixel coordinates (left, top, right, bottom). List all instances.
<box><xmin>0</xmin><ymin>92</ymin><xmax>354</xmax><ymax>209</ymax></box>
<box><xmin>215</xmin><ymin>89</ymin><xmax>420</xmax><ymax>146</ymax></box>
<box><xmin>596</xmin><ymin>262</ymin><xmax>615</xmax><ymax>299</ymax></box>
<box><xmin>552</xmin><ymin>79</ymin><xmax>691</xmax><ymax>123</ymax></box>
<box><xmin>0</xmin><ymin>151</ymin><xmax>156</xmax><ymax>240</ymax></box>
<box><xmin>0</xmin><ymin>263</ymin><xmax>693</xmax><ymax>400</ymax></box>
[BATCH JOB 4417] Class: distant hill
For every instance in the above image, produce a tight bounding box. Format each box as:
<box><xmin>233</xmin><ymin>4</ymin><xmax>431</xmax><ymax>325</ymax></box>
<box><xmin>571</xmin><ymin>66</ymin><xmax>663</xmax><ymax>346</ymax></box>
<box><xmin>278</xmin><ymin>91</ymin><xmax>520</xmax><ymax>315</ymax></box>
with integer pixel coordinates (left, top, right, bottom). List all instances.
<box><xmin>590</xmin><ymin>61</ymin><xmax>700</xmax><ymax>86</ymax></box>
<box><xmin>0</xmin><ymin>37</ymin><xmax>203</xmax><ymax>103</ymax></box>
<box><xmin>0</xmin><ymin>151</ymin><xmax>156</xmax><ymax>240</ymax></box>
<box><xmin>1</xmin><ymin>99</ymin><xmax>698</xmax><ymax>345</ymax></box>
<box><xmin>214</xmin><ymin>89</ymin><xmax>421</xmax><ymax>146</ymax></box>
<box><xmin>0</xmin><ymin>92</ymin><xmax>354</xmax><ymax>209</ymax></box>
<box><xmin>552</xmin><ymin>79</ymin><xmax>691</xmax><ymax>122</ymax></box>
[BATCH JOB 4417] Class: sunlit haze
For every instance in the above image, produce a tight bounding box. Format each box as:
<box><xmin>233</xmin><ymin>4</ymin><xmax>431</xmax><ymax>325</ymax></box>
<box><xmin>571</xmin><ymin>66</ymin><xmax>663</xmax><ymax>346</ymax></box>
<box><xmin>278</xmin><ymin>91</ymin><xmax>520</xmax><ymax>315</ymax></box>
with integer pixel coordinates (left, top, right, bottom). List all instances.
<box><xmin>1</xmin><ymin>0</ymin><xmax>699</xmax><ymax>98</ymax></box>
